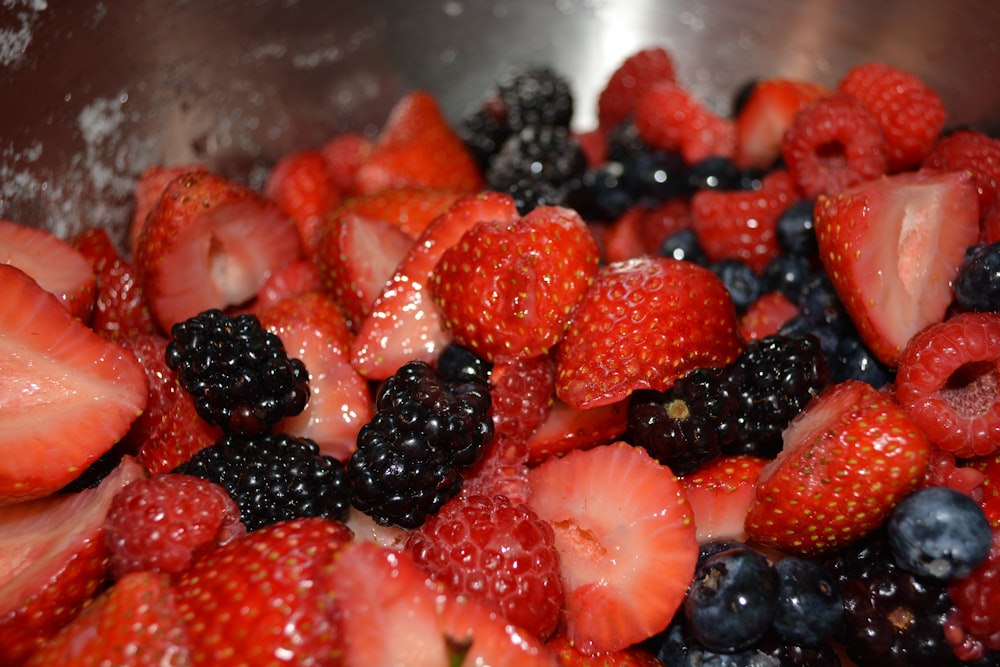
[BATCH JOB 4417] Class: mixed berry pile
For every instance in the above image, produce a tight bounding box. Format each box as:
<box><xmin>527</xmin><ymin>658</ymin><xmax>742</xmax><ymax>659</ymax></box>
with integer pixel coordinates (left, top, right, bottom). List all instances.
<box><xmin>3</xmin><ymin>44</ymin><xmax>1000</xmax><ymax>667</ymax></box>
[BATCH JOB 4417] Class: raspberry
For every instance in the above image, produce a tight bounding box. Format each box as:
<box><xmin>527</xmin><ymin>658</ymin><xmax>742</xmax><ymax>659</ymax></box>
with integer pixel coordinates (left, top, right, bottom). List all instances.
<box><xmin>948</xmin><ymin>529</ymin><xmax>1000</xmax><ymax>658</ymax></box>
<box><xmin>634</xmin><ymin>81</ymin><xmax>736</xmax><ymax>165</ymax></box>
<box><xmin>895</xmin><ymin>312</ymin><xmax>1000</xmax><ymax>458</ymax></box>
<box><xmin>404</xmin><ymin>494</ymin><xmax>564</xmax><ymax>639</ymax></box>
<box><xmin>104</xmin><ymin>473</ymin><xmax>246</xmax><ymax>578</ymax></box>
<box><xmin>690</xmin><ymin>169</ymin><xmax>797</xmax><ymax>273</ymax></box>
<box><xmin>838</xmin><ymin>62</ymin><xmax>945</xmax><ymax>171</ymax></box>
<box><xmin>598</xmin><ymin>47</ymin><xmax>677</xmax><ymax>130</ymax></box>
<box><xmin>781</xmin><ymin>93</ymin><xmax>887</xmax><ymax>199</ymax></box>
<box><xmin>489</xmin><ymin>353</ymin><xmax>555</xmax><ymax>442</ymax></box>
<box><xmin>922</xmin><ymin>130</ymin><xmax>1000</xmax><ymax>216</ymax></box>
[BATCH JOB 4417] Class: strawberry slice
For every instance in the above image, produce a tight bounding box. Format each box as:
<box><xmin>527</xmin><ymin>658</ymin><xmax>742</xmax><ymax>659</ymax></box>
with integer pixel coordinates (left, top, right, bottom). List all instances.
<box><xmin>257</xmin><ymin>291</ymin><xmax>373</xmax><ymax>461</ymax></box>
<box><xmin>0</xmin><ymin>456</ymin><xmax>146</xmax><ymax>665</ymax></box>
<box><xmin>602</xmin><ymin>206</ymin><xmax>649</xmax><ymax>263</ymax></box>
<box><xmin>745</xmin><ymin>379</ymin><xmax>932</xmax><ymax>555</ymax></box>
<box><xmin>547</xmin><ymin>635</ymin><xmax>663</xmax><ymax>667</ymax></box>
<box><xmin>440</xmin><ymin>592</ymin><xmax>559</xmax><ymax>667</ymax></box>
<box><xmin>129</xmin><ymin>164</ymin><xmax>207</xmax><ymax>257</ymax></box>
<box><xmin>249</xmin><ymin>258</ymin><xmax>322</xmax><ymax>311</ymax></box>
<box><xmin>351</xmin><ymin>191</ymin><xmax>519</xmax><ymax>379</ymax></box>
<box><xmin>814</xmin><ymin>170</ymin><xmax>980</xmax><ymax>366</ymax></box>
<box><xmin>0</xmin><ymin>218</ymin><xmax>95</xmax><ymax>321</ymax></box>
<box><xmin>0</xmin><ymin>264</ymin><xmax>148</xmax><ymax>502</ymax></box>
<box><xmin>22</xmin><ymin>570</ymin><xmax>189</xmax><ymax>667</ymax></box>
<box><xmin>527</xmin><ymin>442</ymin><xmax>699</xmax><ymax>655</ymax></box>
<box><xmin>597</xmin><ymin>47</ymin><xmax>678</xmax><ymax>131</ymax></box>
<box><xmin>332</xmin><ymin>186</ymin><xmax>465</xmax><ymax>238</ymax></box>
<box><xmin>265</xmin><ymin>148</ymin><xmax>342</xmax><ymax>255</ymax></box>
<box><xmin>679</xmin><ymin>455</ymin><xmax>768</xmax><ymax>544</ymax></box>
<box><xmin>739</xmin><ymin>290</ymin><xmax>800</xmax><ymax>341</ymax></box>
<box><xmin>320</xmin><ymin>132</ymin><xmax>373</xmax><ymax>195</ymax></box>
<box><xmin>134</xmin><ymin>170</ymin><xmax>302</xmax><ymax>332</ymax></box>
<box><xmin>734</xmin><ymin>78</ymin><xmax>828</xmax><ymax>169</ymax></box>
<box><xmin>526</xmin><ymin>397</ymin><xmax>629</xmax><ymax>465</ymax></box>
<box><xmin>554</xmin><ymin>257</ymin><xmax>743</xmax><ymax>410</ymax></box>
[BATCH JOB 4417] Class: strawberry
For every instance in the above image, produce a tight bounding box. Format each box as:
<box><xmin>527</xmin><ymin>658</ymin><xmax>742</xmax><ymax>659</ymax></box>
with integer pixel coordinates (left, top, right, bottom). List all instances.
<box><xmin>554</xmin><ymin>256</ymin><xmax>743</xmax><ymax>410</ymax></box>
<box><xmin>354</xmin><ymin>91</ymin><xmax>485</xmax><ymax>195</ymax></box>
<box><xmin>439</xmin><ymin>591</ymin><xmax>560</xmax><ymax>667</ymax></box>
<box><xmin>575</xmin><ymin>126</ymin><xmax>609</xmax><ymax>168</ymax></box>
<box><xmin>640</xmin><ymin>196</ymin><xmax>693</xmax><ymax>257</ymax></box>
<box><xmin>256</xmin><ymin>291</ymin><xmax>373</xmax><ymax>460</ymax></box>
<box><xmin>135</xmin><ymin>387</ymin><xmax>222</xmax><ymax>475</ymax></box>
<box><xmin>739</xmin><ymin>290</ymin><xmax>800</xmax><ymax>341</ymax></box>
<box><xmin>0</xmin><ymin>218</ymin><xmax>95</xmax><ymax>321</ymax></box>
<box><xmin>431</xmin><ymin>205</ymin><xmax>601</xmax><ymax>361</ymax></box>
<box><xmin>22</xmin><ymin>570</ymin><xmax>189</xmax><ymax>667</ymax></box>
<box><xmin>602</xmin><ymin>205</ymin><xmax>649</xmax><ymax>263</ymax></box>
<box><xmin>734</xmin><ymin>78</ymin><xmax>828</xmax><ymax>170</ymax></box>
<box><xmin>526</xmin><ymin>398</ymin><xmax>629</xmax><ymax>465</ymax></box>
<box><xmin>781</xmin><ymin>93</ymin><xmax>887</xmax><ymax>199</ymax></box>
<box><xmin>0</xmin><ymin>456</ymin><xmax>146</xmax><ymax>665</ymax></box>
<box><xmin>690</xmin><ymin>169</ymin><xmax>797</xmax><ymax>273</ymax></box>
<box><xmin>527</xmin><ymin>442</ymin><xmax>699</xmax><ymax>654</ymax></box>
<box><xmin>634</xmin><ymin>81</ymin><xmax>736</xmax><ymax>164</ymax></box>
<box><xmin>129</xmin><ymin>164</ymin><xmax>207</xmax><ymax>257</ymax></box>
<box><xmin>119</xmin><ymin>333</ymin><xmax>178</xmax><ymax>453</ymax></box>
<box><xmin>72</xmin><ymin>226</ymin><xmax>158</xmax><ymax>343</ymax></box>
<box><xmin>351</xmin><ymin>191</ymin><xmax>520</xmax><ymax>379</ymax></box>
<box><xmin>0</xmin><ymin>264</ymin><xmax>148</xmax><ymax>502</ymax></box>
<box><xmin>134</xmin><ymin>170</ymin><xmax>302</xmax><ymax>332</ymax></box>
<box><xmin>330</xmin><ymin>186</ymin><xmax>465</xmax><ymax>238</ymax></box>
<box><xmin>922</xmin><ymin>129</ymin><xmax>1000</xmax><ymax>218</ymax></box>
<box><xmin>679</xmin><ymin>455</ymin><xmax>768</xmax><ymax>544</ymax></box>
<box><xmin>547</xmin><ymin>636</ymin><xmax>663</xmax><ymax>667</ymax></box>
<box><xmin>838</xmin><ymin>61</ymin><xmax>945</xmax><ymax>172</ymax></box>
<box><xmin>320</xmin><ymin>131</ymin><xmax>373</xmax><ymax>195</ymax></box>
<box><xmin>249</xmin><ymin>258</ymin><xmax>322</xmax><ymax>311</ymax></box>
<box><xmin>175</xmin><ymin>517</ymin><xmax>353</xmax><ymax>666</ymax></box>
<box><xmin>814</xmin><ymin>169</ymin><xmax>980</xmax><ymax>366</ymax></box>
<box><xmin>745</xmin><ymin>379</ymin><xmax>932</xmax><ymax>555</ymax></box>
<box><xmin>597</xmin><ymin>47</ymin><xmax>678</xmax><ymax>131</ymax></box>
<box><xmin>894</xmin><ymin>311</ymin><xmax>1000</xmax><ymax>458</ymax></box>
<box><xmin>264</xmin><ymin>148</ymin><xmax>341</xmax><ymax>254</ymax></box>
<box><xmin>313</xmin><ymin>211</ymin><xmax>414</xmax><ymax>330</ymax></box>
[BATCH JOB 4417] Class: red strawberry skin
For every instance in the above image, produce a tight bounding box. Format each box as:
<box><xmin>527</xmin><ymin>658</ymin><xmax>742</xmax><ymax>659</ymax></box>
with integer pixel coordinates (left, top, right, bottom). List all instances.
<box><xmin>265</xmin><ymin>148</ymin><xmax>342</xmax><ymax>255</ymax></box>
<box><xmin>680</xmin><ymin>455</ymin><xmax>768</xmax><ymax>544</ymax></box>
<box><xmin>814</xmin><ymin>170</ymin><xmax>980</xmax><ymax>366</ymax></box>
<box><xmin>432</xmin><ymin>205</ymin><xmax>601</xmax><ymax>361</ymax></box>
<box><xmin>746</xmin><ymin>379</ymin><xmax>932</xmax><ymax>555</ymax></box>
<box><xmin>554</xmin><ymin>256</ymin><xmax>743</xmax><ymax>410</ymax></box>
<box><xmin>598</xmin><ymin>47</ymin><xmax>677</xmax><ymax>131</ymax></box>
<box><xmin>129</xmin><ymin>164</ymin><xmax>207</xmax><ymax>257</ymax></box>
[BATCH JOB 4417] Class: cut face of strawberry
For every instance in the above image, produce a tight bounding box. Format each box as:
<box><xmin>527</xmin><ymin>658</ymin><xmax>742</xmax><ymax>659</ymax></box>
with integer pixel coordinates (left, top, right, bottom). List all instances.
<box><xmin>527</xmin><ymin>442</ymin><xmax>698</xmax><ymax>655</ymax></box>
<box><xmin>679</xmin><ymin>455</ymin><xmax>768</xmax><ymax>544</ymax></box>
<box><xmin>526</xmin><ymin>397</ymin><xmax>629</xmax><ymax>465</ymax></box>
<box><xmin>0</xmin><ymin>456</ymin><xmax>146</xmax><ymax>665</ymax></box>
<box><xmin>814</xmin><ymin>170</ymin><xmax>980</xmax><ymax>365</ymax></box>
<box><xmin>0</xmin><ymin>264</ymin><xmax>148</xmax><ymax>502</ymax></box>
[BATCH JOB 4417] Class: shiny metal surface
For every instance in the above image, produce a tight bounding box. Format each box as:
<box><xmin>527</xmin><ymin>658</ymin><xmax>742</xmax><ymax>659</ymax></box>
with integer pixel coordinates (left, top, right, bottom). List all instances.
<box><xmin>2</xmin><ymin>0</ymin><xmax>998</xmax><ymax>248</ymax></box>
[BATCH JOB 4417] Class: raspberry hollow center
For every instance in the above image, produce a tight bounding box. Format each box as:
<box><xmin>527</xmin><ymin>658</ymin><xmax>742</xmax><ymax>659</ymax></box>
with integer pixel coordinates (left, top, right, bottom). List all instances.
<box><xmin>940</xmin><ymin>361</ymin><xmax>1000</xmax><ymax>418</ymax></box>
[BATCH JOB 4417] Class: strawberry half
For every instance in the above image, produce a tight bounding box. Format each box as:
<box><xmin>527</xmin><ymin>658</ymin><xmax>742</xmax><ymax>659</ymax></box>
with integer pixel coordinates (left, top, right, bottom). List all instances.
<box><xmin>265</xmin><ymin>148</ymin><xmax>342</xmax><ymax>254</ymax></box>
<box><xmin>0</xmin><ymin>264</ymin><xmax>148</xmax><ymax>502</ymax></box>
<box><xmin>734</xmin><ymin>78</ymin><xmax>828</xmax><ymax>170</ymax></box>
<box><xmin>134</xmin><ymin>170</ymin><xmax>302</xmax><ymax>332</ymax></box>
<box><xmin>679</xmin><ymin>455</ymin><xmax>768</xmax><ymax>544</ymax></box>
<box><xmin>0</xmin><ymin>456</ymin><xmax>146</xmax><ymax>665</ymax></box>
<box><xmin>814</xmin><ymin>170</ymin><xmax>980</xmax><ymax>366</ymax></box>
<box><xmin>554</xmin><ymin>256</ymin><xmax>743</xmax><ymax>410</ymax></box>
<box><xmin>527</xmin><ymin>442</ymin><xmax>699</xmax><ymax>654</ymax></box>
<box><xmin>526</xmin><ymin>398</ymin><xmax>629</xmax><ymax>465</ymax></box>
<box><xmin>745</xmin><ymin>379</ymin><xmax>932</xmax><ymax>555</ymax></box>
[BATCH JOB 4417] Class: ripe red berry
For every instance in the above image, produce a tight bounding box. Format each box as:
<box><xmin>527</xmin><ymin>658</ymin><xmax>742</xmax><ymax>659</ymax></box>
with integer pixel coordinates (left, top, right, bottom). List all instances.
<box><xmin>598</xmin><ymin>47</ymin><xmax>678</xmax><ymax>130</ymax></box>
<box><xmin>922</xmin><ymin>129</ymin><xmax>1000</xmax><ymax>217</ymax></box>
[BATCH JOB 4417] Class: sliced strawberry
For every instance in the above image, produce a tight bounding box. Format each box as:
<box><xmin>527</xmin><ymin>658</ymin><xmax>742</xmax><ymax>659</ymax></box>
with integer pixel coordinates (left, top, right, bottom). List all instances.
<box><xmin>554</xmin><ymin>257</ymin><xmax>743</xmax><ymax>410</ymax></box>
<box><xmin>355</xmin><ymin>91</ymin><xmax>485</xmax><ymax>195</ymax></box>
<box><xmin>129</xmin><ymin>164</ymin><xmax>207</xmax><ymax>257</ymax></box>
<box><xmin>0</xmin><ymin>218</ymin><xmax>95</xmax><ymax>321</ymax></box>
<box><xmin>119</xmin><ymin>333</ymin><xmax>177</xmax><ymax>453</ymax></box>
<box><xmin>431</xmin><ymin>205</ymin><xmax>601</xmax><ymax>361</ymax></box>
<box><xmin>22</xmin><ymin>570</ymin><xmax>189</xmax><ymax>667</ymax></box>
<box><xmin>0</xmin><ymin>456</ymin><xmax>146</xmax><ymax>665</ymax></box>
<box><xmin>547</xmin><ymin>635</ymin><xmax>663</xmax><ymax>667</ymax></box>
<box><xmin>678</xmin><ymin>454</ymin><xmax>768</xmax><ymax>544</ymax></box>
<box><xmin>440</xmin><ymin>592</ymin><xmax>560</xmax><ymax>667</ymax></box>
<box><xmin>640</xmin><ymin>196</ymin><xmax>693</xmax><ymax>256</ymax></box>
<box><xmin>814</xmin><ymin>170</ymin><xmax>980</xmax><ymax>366</ymax></box>
<box><xmin>745</xmin><ymin>379</ymin><xmax>932</xmax><ymax>555</ymax></box>
<box><xmin>72</xmin><ymin>226</ymin><xmax>158</xmax><ymax>344</ymax></box>
<box><xmin>175</xmin><ymin>517</ymin><xmax>353</xmax><ymax>666</ymax></box>
<box><xmin>265</xmin><ymin>148</ymin><xmax>341</xmax><ymax>254</ymax></box>
<box><xmin>526</xmin><ymin>398</ymin><xmax>629</xmax><ymax>465</ymax></box>
<box><xmin>895</xmin><ymin>311</ymin><xmax>1000</xmax><ymax>458</ymax></box>
<box><xmin>330</xmin><ymin>187</ymin><xmax>465</xmax><ymax>238</ymax></box>
<box><xmin>527</xmin><ymin>442</ymin><xmax>699</xmax><ymax>654</ymax></box>
<box><xmin>734</xmin><ymin>78</ymin><xmax>828</xmax><ymax>170</ymax></box>
<box><xmin>320</xmin><ymin>131</ymin><xmax>374</xmax><ymax>195</ymax></box>
<box><xmin>256</xmin><ymin>291</ymin><xmax>373</xmax><ymax>461</ymax></box>
<box><xmin>597</xmin><ymin>47</ymin><xmax>678</xmax><ymax>131</ymax></box>
<box><xmin>134</xmin><ymin>170</ymin><xmax>302</xmax><ymax>332</ymax></box>
<box><xmin>634</xmin><ymin>81</ymin><xmax>736</xmax><ymax>164</ymax></box>
<box><xmin>313</xmin><ymin>211</ymin><xmax>415</xmax><ymax>330</ymax></box>
<box><xmin>0</xmin><ymin>264</ymin><xmax>147</xmax><ymax>502</ymax></box>
<box><xmin>135</xmin><ymin>388</ymin><xmax>222</xmax><ymax>475</ymax></box>
<box><xmin>249</xmin><ymin>258</ymin><xmax>322</xmax><ymax>311</ymax></box>
<box><xmin>351</xmin><ymin>191</ymin><xmax>519</xmax><ymax>379</ymax></box>
<box><xmin>602</xmin><ymin>205</ymin><xmax>649</xmax><ymax>263</ymax></box>
<box><xmin>739</xmin><ymin>290</ymin><xmax>801</xmax><ymax>341</ymax></box>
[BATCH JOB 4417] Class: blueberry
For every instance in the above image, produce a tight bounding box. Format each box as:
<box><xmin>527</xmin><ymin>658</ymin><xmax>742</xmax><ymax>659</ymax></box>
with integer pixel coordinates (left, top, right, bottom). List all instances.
<box><xmin>830</xmin><ymin>333</ymin><xmax>892</xmax><ymax>387</ymax></box>
<box><xmin>686</xmin><ymin>156</ymin><xmax>743</xmax><ymax>192</ymax></box>
<box><xmin>624</xmin><ymin>148</ymin><xmax>687</xmax><ymax>201</ymax></box>
<box><xmin>654</xmin><ymin>621</ymin><xmax>780</xmax><ymax>667</ymax></box>
<box><xmin>698</xmin><ymin>539</ymin><xmax>748</xmax><ymax>565</ymax></box>
<box><xmin>775</xmin><ymin>199</ymin><xmax>818</xmax><ymax>256</ymax></box>
<box><xmin>684</xmin><ymin>546</ymin><xmax>779</xmax><ymax>652</ymax></box>
<box><xmin>772</xmin><ymin>557</ymin><xmax>843</xmax><ymax>647</ymax></box>
<box><xmin>711</xmin><ymin>258</ymin><xmax>761</xmax><ymax>314</ymax></box>
<box><xmin>954</xmin><ymin>242</ymin><xmax>1000</xmax><ymax>313</ymax></box>
<box><xmin>660</xmin><ymin>229</ymin><xmax>709</xmax><ymax>265</ymax></box>
<box><xmin>887</xmin><ymin>486</ymin><xmax>993</xmax><ymax>580</ymax></box>
<box><xmin>581</xmin><ymin>162</ymin><xmax>635</xmax><ymax>220</ymax></box>
<box><xmin>760</xmin><ymin>254</ymin><xmax>815</xmax><ymax>304</ymax></box>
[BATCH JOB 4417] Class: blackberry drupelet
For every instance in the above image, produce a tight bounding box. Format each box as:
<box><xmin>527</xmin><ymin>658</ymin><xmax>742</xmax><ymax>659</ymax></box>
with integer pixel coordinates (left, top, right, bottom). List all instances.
<box><xmin>458</xmin><ymin>103</ymin><xmax>511</xmax><ymax>171</ymax></box>
<box><xmin>496</xmin><ymin>63</ymin><xmax>574</xmax><ymax>131</ymax></box>
<box><xmin>173</xmin><ymin>433</ymin><xmax>351</xmax><ymax>532</ymax></box>
<box><xmin>166</xmin><ymin>309</ymin><xmax>309</xmax><ymax>436</ymax></box>
<box><xmin>348</xmin><ymin>360</ymin><xmax>493</xmax><ymax>529</ymax></box>
<box><xmin>485</xmin><ymin>124</ymin><xmax>588</xmax><ymax>214</ymax></box>
<box><xmin>626</xmin><ymin>367</ymin><xmax>739</xmax><ymax>476</ymax></box>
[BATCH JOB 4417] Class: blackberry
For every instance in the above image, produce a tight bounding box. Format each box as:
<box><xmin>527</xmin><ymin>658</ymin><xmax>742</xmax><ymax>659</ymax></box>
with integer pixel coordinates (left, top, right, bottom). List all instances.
<box><xmin>496</xmin><ymin>63</ymin><xmax>574</xmax><ymax>131</ymax></box>
<box><xmin>773</xmin><ymin>557</ymin><xmax>844</xmax><ymax>647</ymax></box>
<box><xmin>173</xmin><ymin>433</ymin><xmax>351</xmax><ymax>532</ymax></box>
<box><xmin>724</xmin><ymin>334</ymin><xmax>829</xmax><ymax>458</ymax></box>
<box><xmin>626</xmin><ymin>367</ymin><xmax>739</xmax><ymax>476</ymax></box>
<box><xmin>457</xmin><ymin>103</ymin><xmax>511</xmax><ymax>171</ymax></box>
<box><xmin>348</xmin><ymin>360</ymin><xmax>493</xmax><ymax>529</ymax></box>
<box><xmin>954</xmin><ymin>242</ymin><xmax>1000</xmax><ymax>313</ymax></box>
<box><xmin>166</xmin><ymin>309</ymin><xmax>309</xmax><ymax>436</ymax></box>
<box><xmin>485</xmin><ymin>125</ymin><xmax>587</xmax><ymax>214</ymax></box>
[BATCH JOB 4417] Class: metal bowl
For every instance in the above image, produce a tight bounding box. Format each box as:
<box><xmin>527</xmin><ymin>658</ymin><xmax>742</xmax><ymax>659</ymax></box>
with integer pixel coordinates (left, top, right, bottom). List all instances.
<box><xmin>2</xmin><ymin>0</ymin><xmax>998</xmax><ymax>248</ymax></box>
